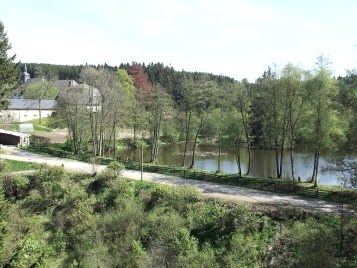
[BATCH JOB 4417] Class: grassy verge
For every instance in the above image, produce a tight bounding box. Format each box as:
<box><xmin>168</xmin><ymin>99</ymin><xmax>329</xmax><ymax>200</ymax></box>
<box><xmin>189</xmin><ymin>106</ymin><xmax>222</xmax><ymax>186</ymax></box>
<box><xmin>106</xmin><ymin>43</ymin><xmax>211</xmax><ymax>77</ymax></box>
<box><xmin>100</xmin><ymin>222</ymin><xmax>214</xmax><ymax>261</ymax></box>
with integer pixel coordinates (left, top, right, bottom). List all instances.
<box><xmin>1</xmin><ymin>159</ymin><xmax>40</xmax><ymax>172</ymax></box>
<box><xmin>114</xmin><ymin>160</ymin><xmax>356</xmax><ymax>205</ymax></box>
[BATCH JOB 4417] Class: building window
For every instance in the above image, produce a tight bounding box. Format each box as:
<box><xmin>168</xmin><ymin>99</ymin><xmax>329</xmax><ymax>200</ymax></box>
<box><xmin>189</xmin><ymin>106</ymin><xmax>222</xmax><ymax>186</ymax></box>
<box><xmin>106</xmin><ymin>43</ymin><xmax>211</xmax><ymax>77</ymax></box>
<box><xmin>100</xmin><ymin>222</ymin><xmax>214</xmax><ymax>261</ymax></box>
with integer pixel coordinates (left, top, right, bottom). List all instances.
<box><xmin>24</xmin><ymin>115</ymin><xmax>27</xmax><ymax>118</ymax></box>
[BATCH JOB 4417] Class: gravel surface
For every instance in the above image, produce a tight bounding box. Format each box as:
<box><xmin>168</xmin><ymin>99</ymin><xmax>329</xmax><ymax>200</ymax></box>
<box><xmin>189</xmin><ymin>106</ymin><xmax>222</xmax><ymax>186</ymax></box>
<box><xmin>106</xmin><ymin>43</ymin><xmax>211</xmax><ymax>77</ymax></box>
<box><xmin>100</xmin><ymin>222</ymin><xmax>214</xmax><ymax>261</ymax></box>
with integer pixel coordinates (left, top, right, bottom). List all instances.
<box><xmin>0</xmin><ymin>145</ymin><xmax>353</xmax><ymax>214</ymax></box>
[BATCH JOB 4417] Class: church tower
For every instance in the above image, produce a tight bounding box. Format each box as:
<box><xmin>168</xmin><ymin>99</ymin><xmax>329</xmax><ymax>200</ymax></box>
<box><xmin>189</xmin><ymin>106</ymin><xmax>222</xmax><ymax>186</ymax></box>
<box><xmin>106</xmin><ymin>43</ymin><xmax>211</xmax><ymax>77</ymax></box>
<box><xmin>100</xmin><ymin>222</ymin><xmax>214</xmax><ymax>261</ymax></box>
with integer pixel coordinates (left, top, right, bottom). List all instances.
<box><xmin>21</xmin><ymin>63</ymin><xmax>30</xmax><ymax>83</ymax></box>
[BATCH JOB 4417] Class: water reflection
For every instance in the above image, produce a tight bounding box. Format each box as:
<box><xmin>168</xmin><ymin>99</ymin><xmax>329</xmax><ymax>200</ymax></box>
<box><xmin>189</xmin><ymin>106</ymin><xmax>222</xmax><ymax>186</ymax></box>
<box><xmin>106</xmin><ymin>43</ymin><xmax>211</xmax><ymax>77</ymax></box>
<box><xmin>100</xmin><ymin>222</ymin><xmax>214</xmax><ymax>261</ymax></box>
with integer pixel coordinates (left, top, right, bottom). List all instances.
<box><xmin>118</xmin><ymin>144</ymin><xmax>351</xmax><ymax>186</ymax></box>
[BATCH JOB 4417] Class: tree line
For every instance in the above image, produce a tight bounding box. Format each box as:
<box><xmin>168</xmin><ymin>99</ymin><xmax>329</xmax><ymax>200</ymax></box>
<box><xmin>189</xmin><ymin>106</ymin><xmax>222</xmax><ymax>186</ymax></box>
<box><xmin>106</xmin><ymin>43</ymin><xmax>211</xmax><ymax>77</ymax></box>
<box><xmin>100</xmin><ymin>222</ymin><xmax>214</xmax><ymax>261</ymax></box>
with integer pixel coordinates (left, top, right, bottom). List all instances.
<box><xmin>0</xmin><ymin>21</ymin><xmax>355</xmax><ymax>187</ymax></box>
<box><xmin>49</xmin><ymin>58</ymin><xmax>355</xmax><ymax>187</ymax></box>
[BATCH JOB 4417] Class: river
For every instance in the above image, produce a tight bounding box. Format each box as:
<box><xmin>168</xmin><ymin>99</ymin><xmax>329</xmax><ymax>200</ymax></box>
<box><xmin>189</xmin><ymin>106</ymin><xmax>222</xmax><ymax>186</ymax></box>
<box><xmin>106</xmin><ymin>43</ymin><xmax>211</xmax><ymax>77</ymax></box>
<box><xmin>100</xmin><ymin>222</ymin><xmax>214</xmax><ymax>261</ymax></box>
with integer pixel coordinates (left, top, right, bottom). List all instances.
<box><xmin>118</xmin><ymin>143</ymin><xmax>353</xmax><ymax>186</ymax></box>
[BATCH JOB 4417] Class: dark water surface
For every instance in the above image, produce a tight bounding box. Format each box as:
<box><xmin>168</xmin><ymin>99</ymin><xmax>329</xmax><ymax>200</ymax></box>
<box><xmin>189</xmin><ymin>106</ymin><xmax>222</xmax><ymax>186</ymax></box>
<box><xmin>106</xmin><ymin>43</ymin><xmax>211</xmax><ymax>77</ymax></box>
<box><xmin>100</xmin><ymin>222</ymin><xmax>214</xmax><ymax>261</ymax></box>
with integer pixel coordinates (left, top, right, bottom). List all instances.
<box><xmin>118</xmin><ymin>143</ymin><xmax>353</xmax><ymax>186</ymax></box>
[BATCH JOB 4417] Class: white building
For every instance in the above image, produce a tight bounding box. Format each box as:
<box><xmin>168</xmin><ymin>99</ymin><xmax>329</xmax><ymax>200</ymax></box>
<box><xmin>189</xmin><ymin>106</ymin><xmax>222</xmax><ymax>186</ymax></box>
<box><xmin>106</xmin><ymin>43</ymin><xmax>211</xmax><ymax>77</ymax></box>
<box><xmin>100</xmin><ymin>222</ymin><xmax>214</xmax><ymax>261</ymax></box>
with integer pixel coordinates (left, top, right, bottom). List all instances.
<box><xmin>0</xmin><ymin>99</ymin><xmax>56</xmax><ymax>123</ymax></box>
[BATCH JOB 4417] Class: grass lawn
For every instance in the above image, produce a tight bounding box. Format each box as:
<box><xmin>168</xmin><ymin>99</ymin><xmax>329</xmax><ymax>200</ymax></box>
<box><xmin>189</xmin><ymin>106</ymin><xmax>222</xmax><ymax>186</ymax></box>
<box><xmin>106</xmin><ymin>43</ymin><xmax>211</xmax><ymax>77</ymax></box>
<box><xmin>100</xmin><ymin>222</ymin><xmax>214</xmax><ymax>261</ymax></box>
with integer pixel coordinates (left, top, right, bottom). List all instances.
<box><xmin>1</xmin><ymin>159</ymin><xmax>40</xmax><ymax>172</ymax></box>
<box><xmin>22</xmin><ymin>118</ymin><xmax>51</xmax><ymax>133</ymax></box>
<box><xmin>0</xmin><ymin>118</ymin><xmax>51</xmax><ymax>133</ymax></box>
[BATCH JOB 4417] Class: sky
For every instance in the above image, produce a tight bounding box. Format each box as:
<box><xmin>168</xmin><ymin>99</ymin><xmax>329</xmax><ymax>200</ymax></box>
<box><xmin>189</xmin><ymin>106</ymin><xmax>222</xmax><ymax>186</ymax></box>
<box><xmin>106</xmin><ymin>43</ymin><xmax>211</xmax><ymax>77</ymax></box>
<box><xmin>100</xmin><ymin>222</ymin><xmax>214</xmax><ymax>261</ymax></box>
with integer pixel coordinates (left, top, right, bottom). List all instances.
<box><xmin>1</xmin><ymin>0</ymin><xmax>356</xmax><ymax>81</ymax></box>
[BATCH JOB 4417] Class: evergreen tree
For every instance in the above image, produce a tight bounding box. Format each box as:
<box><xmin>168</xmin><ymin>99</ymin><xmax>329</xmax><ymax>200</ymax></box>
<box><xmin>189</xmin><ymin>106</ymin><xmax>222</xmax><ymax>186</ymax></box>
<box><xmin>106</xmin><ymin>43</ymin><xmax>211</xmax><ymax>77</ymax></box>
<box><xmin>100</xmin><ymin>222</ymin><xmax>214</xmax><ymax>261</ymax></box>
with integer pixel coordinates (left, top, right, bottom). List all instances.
<box><xmin>0</xmin><ymin>21</ymin><xmax>18</xmax><ymax>108</ymax></box>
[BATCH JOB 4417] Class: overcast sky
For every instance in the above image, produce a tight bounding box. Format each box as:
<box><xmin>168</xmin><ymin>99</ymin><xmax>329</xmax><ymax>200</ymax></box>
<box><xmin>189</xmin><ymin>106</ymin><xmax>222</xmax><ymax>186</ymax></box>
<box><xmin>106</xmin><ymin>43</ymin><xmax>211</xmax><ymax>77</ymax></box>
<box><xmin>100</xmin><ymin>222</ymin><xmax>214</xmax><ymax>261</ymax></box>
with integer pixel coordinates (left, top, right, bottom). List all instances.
<box><xmin>1</xmin><ymin>0</ymin><xmax>356</xmax><ymax>81</ymax></box>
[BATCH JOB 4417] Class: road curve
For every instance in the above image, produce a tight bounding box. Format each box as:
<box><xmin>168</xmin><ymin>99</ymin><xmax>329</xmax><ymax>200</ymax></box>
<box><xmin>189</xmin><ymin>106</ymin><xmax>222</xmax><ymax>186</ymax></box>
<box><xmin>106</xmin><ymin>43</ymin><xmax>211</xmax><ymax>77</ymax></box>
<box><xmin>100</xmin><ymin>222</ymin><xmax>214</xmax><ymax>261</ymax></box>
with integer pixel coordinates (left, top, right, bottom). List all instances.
<box><xmin>0</xmin><ymin>146</ymin><xmax>353</xmax><ymax>214</ymax></box>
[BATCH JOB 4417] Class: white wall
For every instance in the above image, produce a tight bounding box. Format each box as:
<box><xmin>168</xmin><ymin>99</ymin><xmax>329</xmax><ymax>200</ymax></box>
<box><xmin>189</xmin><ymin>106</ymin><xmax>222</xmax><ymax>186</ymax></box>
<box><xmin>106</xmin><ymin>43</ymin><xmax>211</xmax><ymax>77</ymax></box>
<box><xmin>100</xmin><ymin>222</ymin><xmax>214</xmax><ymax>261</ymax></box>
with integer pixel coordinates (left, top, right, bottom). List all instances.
<box><xmin>0</xmin><ymin>109</ymin><xmax>55</xmax><ymax>123</ymax></box>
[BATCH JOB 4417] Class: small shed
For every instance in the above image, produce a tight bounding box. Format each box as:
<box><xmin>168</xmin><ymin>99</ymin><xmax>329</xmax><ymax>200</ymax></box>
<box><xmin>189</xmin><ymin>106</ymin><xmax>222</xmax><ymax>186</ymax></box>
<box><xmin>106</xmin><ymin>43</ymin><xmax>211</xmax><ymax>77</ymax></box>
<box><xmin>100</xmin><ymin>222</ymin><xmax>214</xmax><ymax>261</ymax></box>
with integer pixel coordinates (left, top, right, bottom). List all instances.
<box><xmin>0</xmin><ymin>129</ymin><xmax>31</xmax><ymax>147</ymax></box>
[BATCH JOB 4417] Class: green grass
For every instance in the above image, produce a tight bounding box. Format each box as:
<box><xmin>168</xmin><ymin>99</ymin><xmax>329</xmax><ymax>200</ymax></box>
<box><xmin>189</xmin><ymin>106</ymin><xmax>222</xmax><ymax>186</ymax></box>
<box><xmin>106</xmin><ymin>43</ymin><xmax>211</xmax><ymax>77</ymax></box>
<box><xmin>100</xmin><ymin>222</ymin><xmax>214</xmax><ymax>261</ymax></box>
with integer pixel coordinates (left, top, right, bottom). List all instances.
<box><xmin>0</xmin><ymin>123</ymin><xmax>18</xmax><ymax>131</ymax></box>
<box><xmin>1</xmin><ymin>159</ymin><xmax>40</xmax><ymax>172</ymax></box>
<box><xmin>22</xmin><ymin>118</ymin><xmax>51</xmax><ymax>133</ymax></box>
<box><xmin>0</xmin><ymin>118</ymin><xmax>51</xmax><ymax>133</ymax></box>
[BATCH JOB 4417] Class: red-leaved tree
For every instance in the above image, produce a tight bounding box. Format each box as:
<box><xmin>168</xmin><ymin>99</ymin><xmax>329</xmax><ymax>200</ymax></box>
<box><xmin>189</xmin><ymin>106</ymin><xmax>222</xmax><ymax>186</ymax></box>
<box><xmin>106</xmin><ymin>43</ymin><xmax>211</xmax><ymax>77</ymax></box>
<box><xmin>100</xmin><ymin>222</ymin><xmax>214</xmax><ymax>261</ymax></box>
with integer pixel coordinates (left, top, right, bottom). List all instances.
<box><xmin>128</xmin><ymin>62</ymin><xmax>153</xmax><ymax>108</ymax></box>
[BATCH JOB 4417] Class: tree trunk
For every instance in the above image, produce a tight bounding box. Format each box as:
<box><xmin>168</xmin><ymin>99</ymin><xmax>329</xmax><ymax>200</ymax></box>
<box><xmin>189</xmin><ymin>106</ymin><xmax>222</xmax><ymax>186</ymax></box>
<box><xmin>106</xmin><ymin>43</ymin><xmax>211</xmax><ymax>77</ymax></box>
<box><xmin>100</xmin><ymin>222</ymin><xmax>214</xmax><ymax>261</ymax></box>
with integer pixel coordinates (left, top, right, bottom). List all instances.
<box><xmin>290</xmin><ymin>141</ymin><xmax>295</xmax><ymax>182</ymax></box>
<box><xmin>279</xmin><ymin>135</ymin><xmax>285</xmax><ymax>179</ymax></box>
<box><xmin>217</xmin><ymin>129</ymin><xmax>221</xmax><ymax>172</ymax></box>
<box><xmin>113</xmin><ymin>120</ymin><xmax>116</xmax><ymax>160</ymax></box>
<box><xmin>240</xmin><ymin>105</ymin><xmax>251</xmax><ymax>175</ymax></box>
<box><xmin>245</xmin><ymin>141</ymin><xmax>251</xmax><ymax>175</ymax></box>
<box><xmin>314</xmin><ymin>151</ymin><xmax>320</xmax><ymax>187</ymax></box>
<box><xmin>275</xmin><ymin>140</ymin><xmax>280</xmax><ymax>178</ymax></box>
<box><xmin>189</xmin><ymin>116</ymin><xmax>204</xmax><ymax>169</ymax></box>
<box><xmin>38</xmin><ymin>99</ymin><xmax>42</xmax><ymax>124</ymax></box>
<box><xmin>182</xmin><ymin>110</ymin><xmax>191</xmax><ymax>167</ymax></box>
<box><xmin>234</xmin><ymin>141</ymin><xmax>241</xmax><ymax>177</ymax></box>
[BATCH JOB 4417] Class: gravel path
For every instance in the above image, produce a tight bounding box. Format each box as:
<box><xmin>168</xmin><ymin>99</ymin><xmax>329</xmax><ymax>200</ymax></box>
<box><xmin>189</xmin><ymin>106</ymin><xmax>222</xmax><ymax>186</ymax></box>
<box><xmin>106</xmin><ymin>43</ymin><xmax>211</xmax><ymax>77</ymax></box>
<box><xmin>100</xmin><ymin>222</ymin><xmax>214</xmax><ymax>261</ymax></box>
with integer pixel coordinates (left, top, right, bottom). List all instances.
<box><xmin>0</xmin><ymin>146</ymin><xmax>353</xmax><ymax>214</ymax></box>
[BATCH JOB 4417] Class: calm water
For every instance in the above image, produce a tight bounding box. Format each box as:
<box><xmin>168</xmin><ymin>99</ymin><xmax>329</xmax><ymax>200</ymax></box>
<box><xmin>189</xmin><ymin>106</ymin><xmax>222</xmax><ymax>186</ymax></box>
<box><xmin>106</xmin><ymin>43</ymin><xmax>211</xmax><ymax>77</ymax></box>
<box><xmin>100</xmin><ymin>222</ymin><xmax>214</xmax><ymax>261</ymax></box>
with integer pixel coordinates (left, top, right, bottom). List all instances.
<box><xmin>118</xmin><ymin>143</ymin><xmax>352</xmax><ymax>186</ymax></box>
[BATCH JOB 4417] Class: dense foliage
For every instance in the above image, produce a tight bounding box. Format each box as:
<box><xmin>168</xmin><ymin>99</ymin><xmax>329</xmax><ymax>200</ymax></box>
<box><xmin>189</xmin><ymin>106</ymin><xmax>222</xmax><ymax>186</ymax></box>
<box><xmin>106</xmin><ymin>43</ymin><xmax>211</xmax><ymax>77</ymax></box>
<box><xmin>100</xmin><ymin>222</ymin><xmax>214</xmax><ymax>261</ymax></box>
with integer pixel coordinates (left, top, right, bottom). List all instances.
<box><xmin>0</xmin><ymin>21</ymin><xmax>18</xmax><ymax>108</ymax></box>
<box><xmin>0</xmin><ymin>165</ymin><xmax>355</xmax><ymax>267</ymax></box>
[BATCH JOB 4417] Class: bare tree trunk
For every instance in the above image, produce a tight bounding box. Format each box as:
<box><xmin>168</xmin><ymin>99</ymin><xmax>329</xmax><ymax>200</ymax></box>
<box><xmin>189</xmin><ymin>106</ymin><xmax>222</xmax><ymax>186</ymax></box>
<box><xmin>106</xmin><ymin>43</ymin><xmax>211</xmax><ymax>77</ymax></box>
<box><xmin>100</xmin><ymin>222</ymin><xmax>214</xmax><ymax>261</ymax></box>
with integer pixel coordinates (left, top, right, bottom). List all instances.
<box><xmin>182</xmin><ymin>110</ymin><xmax>191</xmax><ymax>167</ymax></box>
<box><xmin>234</xmin><ymin>141</ymin><xmax>241</xmax><ymax>177</ymax></box>
<box><xmin>133</xmin><ymin>122</ymin><xmax>137</xmax><ymax>142</ymax></box>
<box><xmin>290</xmin><ymin>141</ymin><xmax>295</xmax><ymax>182</ymax></box>
<box><xmin>314</xmin><ymin>151</ymin><xmax>320</xmax><ymax>187</ymax></box>
<box><xmin>38</xmin><ymin>99</ymin><xmax>42</xmax><ymax>124</ymax></box>
<box><xmin>113</xmin><ymin>121</ymin><xmax>116</xmax><ymax>160</ymax></box>
<box><xmin>275</xmin><ymin>140</ymin><xmax>280</xmax><ymax>178</ymax></box>
<box><xmin>279</xmin><ymin>134</ymin><xmax>285</xmax><ymax>179</ymax></box>
<box><xmin>240</xmin><ymin>104</ymin><xmax>251</xmax><ymax>175</ymax></box>
<box><xmin>217</xmin><ymin>129</ymin><xmax>221</xmax><ymax>172</ymax></box>
<box><xmin>245</xmin><ymin>141</ymin><xmax>251</xmax><ymax>175</ymax></box>
<box><xmin>190</xmin><ymin>115</ymin><xmax>205</xmax><ymax>169</ymax></box>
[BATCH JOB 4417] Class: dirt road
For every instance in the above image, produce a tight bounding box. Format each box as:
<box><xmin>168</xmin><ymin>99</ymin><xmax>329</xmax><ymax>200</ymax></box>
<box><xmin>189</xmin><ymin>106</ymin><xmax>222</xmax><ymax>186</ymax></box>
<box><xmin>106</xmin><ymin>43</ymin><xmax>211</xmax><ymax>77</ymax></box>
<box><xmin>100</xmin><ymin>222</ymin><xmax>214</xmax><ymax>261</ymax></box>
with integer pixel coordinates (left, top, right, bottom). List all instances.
<box><xmin>0</xmin><ymin>146</ymin><xmax>353</xmax><ymax>214</ymax></box>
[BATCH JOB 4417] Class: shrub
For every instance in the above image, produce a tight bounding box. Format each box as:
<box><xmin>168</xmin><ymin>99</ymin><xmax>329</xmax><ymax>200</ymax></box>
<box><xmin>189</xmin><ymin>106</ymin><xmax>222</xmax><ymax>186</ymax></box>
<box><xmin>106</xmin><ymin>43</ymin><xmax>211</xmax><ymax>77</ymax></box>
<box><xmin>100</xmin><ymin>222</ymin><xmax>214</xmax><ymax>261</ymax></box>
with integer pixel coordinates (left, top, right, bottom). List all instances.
<box><xmin>1</xmin><ymin>174</ymin><xmax>30</xmax><ymax>199</ymax></box>
<box><xmin>36</xmin><ymin>165</ymin><xmax>67</xmax><ymax>183</ymax></box>
<box><xmin>107</xmin><ymin>161</ymin><xmax>125</xmax><ymax>177</ymax></box>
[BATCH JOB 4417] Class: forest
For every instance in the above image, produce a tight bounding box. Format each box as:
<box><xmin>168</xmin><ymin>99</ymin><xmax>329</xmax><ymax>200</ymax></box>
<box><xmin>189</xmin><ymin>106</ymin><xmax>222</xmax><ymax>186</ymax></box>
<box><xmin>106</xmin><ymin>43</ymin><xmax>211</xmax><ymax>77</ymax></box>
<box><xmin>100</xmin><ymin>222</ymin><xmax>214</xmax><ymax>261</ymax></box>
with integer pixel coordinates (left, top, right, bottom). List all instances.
<box><xmin>1</xmin><ymin>164</ymin><xmax>356</xmax><ymax>267</ymax></box>
<box><xmin>19</xmin><ymin>58</ymin><xmax>357</xmax><ymax>188</ymax></box>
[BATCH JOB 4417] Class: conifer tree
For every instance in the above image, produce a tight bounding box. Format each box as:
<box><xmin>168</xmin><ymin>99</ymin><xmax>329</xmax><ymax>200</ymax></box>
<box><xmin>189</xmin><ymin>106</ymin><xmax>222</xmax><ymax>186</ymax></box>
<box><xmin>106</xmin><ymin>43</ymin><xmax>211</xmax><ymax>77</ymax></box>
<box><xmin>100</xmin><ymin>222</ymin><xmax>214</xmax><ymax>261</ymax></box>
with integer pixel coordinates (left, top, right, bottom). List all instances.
<box><xmin>0</xmin><ymin>21</ymin><xmax>18</xmax><ymax>108</ymax></box>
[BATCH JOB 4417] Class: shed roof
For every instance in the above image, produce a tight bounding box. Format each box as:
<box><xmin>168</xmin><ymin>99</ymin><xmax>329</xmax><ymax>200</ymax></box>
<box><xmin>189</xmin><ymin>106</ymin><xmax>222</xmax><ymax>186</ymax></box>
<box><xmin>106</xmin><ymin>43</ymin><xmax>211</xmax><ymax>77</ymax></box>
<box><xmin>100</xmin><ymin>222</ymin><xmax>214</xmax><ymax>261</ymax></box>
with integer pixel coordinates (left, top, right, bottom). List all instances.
<box><xmin>0</xmin><ymin>129</ymin><xmax>31</xmax><ymax>137</ymax></box>
<box><xmin>5</xmin><ymin>99</ymin><xmax>57</xmax><ymax>110</ymax></box>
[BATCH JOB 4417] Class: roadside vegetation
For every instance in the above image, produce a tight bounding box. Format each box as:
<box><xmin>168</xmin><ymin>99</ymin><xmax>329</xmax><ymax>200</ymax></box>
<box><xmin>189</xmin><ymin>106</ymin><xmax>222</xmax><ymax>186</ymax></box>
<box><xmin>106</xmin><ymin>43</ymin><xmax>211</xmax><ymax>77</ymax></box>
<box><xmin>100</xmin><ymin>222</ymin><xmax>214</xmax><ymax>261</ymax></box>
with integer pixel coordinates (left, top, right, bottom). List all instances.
<box><xmin>0</xmin><ymin>165</ymin><xmax>356</xmax><ymax>267</ymax></box>
<box><xmin>0</xmin><ymin>159</ymin><xmax>39</xmax><ymax>172</ymax></box>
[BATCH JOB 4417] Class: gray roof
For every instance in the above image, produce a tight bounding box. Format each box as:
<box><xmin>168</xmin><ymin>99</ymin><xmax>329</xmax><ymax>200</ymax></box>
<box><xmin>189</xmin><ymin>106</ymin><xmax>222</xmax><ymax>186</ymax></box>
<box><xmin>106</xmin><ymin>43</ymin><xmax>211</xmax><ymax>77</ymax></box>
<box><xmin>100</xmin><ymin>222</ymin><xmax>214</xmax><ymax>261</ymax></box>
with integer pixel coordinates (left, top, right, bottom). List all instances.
<box><xmin>13</xmin><ymin>79</ymin><xmax>78</xmax><ymax>99</ymax></box>
<box><xmin>5</xmin><ymin>99</ymin><xmax>57</xmax><ymax>110</ymax></box>
<box><xmin>0</xmin><ymin>129</ymin><xmax>30</xmax><ymax>137</ymax></box>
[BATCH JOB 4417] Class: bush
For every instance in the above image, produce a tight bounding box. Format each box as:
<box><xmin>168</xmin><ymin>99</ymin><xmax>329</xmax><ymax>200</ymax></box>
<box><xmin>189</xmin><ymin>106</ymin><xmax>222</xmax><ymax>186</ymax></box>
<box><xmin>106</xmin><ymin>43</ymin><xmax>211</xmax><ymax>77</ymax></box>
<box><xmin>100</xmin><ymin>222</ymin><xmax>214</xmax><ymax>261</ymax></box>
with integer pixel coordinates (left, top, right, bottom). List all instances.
<box><xmin>36</xmin><ymin>165</ymin><xmax>67</xmax><ymax>183</ymax></box>
<box><xmin>1</xmin><ymin>174</ymin><xmax>30</xmax><ymax>199</ymax></box>
<box><xmin>107</xmin><ymin>161</ymin><xmax>125</xmax><ymax>177</ymax></box>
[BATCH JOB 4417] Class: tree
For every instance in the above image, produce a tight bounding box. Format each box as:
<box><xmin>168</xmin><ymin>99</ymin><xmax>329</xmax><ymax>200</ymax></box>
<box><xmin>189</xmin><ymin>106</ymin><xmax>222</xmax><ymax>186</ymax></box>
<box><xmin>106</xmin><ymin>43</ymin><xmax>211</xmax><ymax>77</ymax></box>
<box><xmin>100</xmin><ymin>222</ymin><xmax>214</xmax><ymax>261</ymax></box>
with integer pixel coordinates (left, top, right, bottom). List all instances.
<box><xmin>128</xmin><ymin>63</ymin><xmax>153</xmax><ymax>142</ymax></box>
<box><xmin>234</xmin><ymin>80</ymin><xmax>253</xmax><ymax>175</ymax></box>
<box><xmin>148</xmin><ymin>84</ymin><xmax>172</xmax><ymax>163</ymax></box>
<box><xmin>178</xmin><ymin>76</ymin><xmax>196</xmax><ymax>167</ymax></box>
<box><xmin>57</xmin><ymin>86</ymin><xmax>90</xmax><ymax>154</ymax></box>
<box><xmin>117</xmin><ymin>68</ymin><xmax>145</xmax><ymax>142</ymax></box>
<box><xmin>279</xmin><ymin>64</ymin><xmax>306</xmax><ymax>181</ymax></box>
<box><xmin>128</xmin><ymin>62</ymin><xmax>153</xmax><ymax>108</ymax></box>
<box><xmin>0</xmin><ymin>21</ymin><xmax>18</xmax><ymax>108</ymax></box>
<box><xmin>22</xmin><ymin>79</ymin><xmax>59</xmax><ymax>124</ymax></box>
<box><xmin>255</xmin><ymin>67</ymin><xmax>288</xmax><ymax>178</ymax></box>
<box><xmin>303</xmin><ymin>56</ymin><xmax>347</xmax><ymax>186</ymax></box>
<box><xmin>189</xmin><ymin>79</ymin><xmax>217</xmax><ymax>169</ymax></box>
<box><xmin>224</xmin><ymin>109</ymin><xmax>245</xmax><ymax>176</ymax></box>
